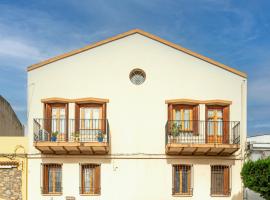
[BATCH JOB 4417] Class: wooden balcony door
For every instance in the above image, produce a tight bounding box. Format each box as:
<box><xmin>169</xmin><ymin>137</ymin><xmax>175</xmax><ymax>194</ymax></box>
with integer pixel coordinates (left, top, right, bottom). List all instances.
<box><xmin>75</xmin><ymin>103</ymin><xmax>105</xmax><ymax>142</ymax></box>
<box><xmin>206</xmin><ymin>106</ymin><xmax>229</xmax><ymax>144</ymax></box>
<box><xmin>80</xmin><ymin>107</ymin><xmax>102</xmax><ymax>130</ymax></box>
<box><xmin>44</xmin><ymin>103</ymin><xmax>68</xmax><ymax>141</ymax></box>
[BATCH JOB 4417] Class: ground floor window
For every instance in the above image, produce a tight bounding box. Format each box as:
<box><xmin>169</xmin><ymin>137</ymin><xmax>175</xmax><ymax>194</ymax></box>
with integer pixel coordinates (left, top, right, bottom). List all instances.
<box><xmin>211</xmin><ymin>165</ymin><xmax>230</xmax><ymax>196</ymax></box>
<box><xmin>80</xmin><ymin>164</ymin><xmax>100</xmax><ymax>195</ymax></box>
<box><xmin>173</xmin><ymin>165</ymin><xmax>192</xmax><ymax>195</ymax></box>
<box><xmin>42</xmin><ymin>164</ymin><xmax>62</xmax><ymax>194</ymax></box>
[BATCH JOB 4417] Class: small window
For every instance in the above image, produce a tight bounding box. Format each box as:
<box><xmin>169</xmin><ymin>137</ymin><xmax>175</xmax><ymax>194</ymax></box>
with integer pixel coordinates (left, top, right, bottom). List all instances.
<box><xmin>211</xmin><ymin>165</ymin><xmax>230</xmax><ymax>196</ymax></box>
<box><xmin>173</xmin><ymin>165</ymin><xmax>192</xmax><ymax>196</ymax></box>
<box><xmin>42</xmin><ymin>164</ymin><xmax>62</xmax><ymax>194</ymax></box>
<box><xmin>80</xmin><ymin>164</ymin><xmax>101</xmax><ymax>195</ymax></box>
<box><xmin>129</xmin><ymin>68</ymin><xmax>146</xmax><ymax>85</ymax></box>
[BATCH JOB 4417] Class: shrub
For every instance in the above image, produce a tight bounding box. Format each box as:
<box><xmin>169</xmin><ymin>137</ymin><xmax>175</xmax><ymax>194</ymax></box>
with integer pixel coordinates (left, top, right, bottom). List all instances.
<box><xmin>241</xmin><ymin>157</ymin><xmax>270</xmax><ymax>200</ymax></box>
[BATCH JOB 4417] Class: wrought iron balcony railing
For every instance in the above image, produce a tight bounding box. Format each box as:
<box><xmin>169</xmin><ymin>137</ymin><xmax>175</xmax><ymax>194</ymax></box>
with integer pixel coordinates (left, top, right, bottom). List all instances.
<box><xmin>165</xmin><ymin>120</ymin><xmax>240</xmax><ymax>145</ymax></box>
<box><xmin>34</xmin><ymin>118</ymin><xmax>109</xmax><ymax>143</ymax></box>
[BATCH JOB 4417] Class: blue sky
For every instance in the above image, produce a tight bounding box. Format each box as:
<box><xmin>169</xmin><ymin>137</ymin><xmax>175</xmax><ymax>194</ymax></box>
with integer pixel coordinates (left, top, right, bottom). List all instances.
<box><xmin>0</xmin><ymin>0</ymin><xmax>269</xmax><ymax>135</ymax></box>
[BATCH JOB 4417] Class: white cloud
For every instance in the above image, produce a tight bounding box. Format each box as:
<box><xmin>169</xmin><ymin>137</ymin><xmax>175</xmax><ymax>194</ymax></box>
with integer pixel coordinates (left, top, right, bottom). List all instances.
<box><xmin>0</xmin><ymin>38</ymin><xmax>43</xmax><ymax>60</ymax></box>
<box><xmin>253</xmin><ymin>123</ymin><xmax>270</xmax><ymax>128</ymax></box>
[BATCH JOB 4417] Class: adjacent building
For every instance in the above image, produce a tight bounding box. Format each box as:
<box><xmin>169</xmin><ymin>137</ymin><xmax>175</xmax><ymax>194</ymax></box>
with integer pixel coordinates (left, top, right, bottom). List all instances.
<box><xmin>244</xmin><ymin>134</ymin><xmax>270</xmax><ymax>200</ymax></box>
<box><xmin>0</xmin><ymin>96</ymin><xmax>28</xmax><ymax>200</ymax></box>
<box><xmin>27</xmin><ymin>29</ymin><xmax>247</xmax><ymax>200</ymax></box>
<box><xmin>0</xmin><ymin>95</ymin><xmax>24</xmax><ymax>136</ymax></box>
<box><xmin>247</xmin><ymin>134</ymin><xmax>270</xmax><ymax>160</ymax></box>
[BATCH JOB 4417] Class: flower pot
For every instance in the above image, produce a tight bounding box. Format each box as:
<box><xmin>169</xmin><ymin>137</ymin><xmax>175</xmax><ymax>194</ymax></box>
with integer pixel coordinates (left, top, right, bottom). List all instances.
<box><xmin>97</xmin><ymin>137</ymin><xmax>104</xmax><ymax>142</ymax></box>
<box><xmin>51</xmin><ymin>136</ymin><xmax>57</xmax><ymax>142</ymax></box>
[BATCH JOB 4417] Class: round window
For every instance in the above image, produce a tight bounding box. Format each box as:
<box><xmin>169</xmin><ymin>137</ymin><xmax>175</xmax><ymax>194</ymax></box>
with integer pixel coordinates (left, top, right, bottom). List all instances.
<box><xmin>129</xmin><ymin>68</ymin><xmax>146</xmax><ymax>85</ymax></box>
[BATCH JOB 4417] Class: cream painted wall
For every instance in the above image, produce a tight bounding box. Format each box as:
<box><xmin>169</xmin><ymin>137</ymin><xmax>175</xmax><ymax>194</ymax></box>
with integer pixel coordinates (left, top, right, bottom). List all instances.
<box><xmin>27</xmin><ymin>33</ymin><xmax>247</xmax><ymax>200</ymax></box>
<box><xmin>28</xmin><ymin>157</ymin><xmax>243</xmax><ymax>200</ymax></box>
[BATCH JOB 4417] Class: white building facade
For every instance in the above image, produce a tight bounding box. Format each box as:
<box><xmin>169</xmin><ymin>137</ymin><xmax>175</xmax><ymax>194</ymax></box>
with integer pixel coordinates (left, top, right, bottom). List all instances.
<box><xmin>27</xmin><ymin>29</ymin><xmax>247</xmax><ymax>200</ymax></box>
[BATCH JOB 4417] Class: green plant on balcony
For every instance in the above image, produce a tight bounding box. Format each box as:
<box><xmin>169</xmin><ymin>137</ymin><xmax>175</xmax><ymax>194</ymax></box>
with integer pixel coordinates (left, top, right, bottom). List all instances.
<box><xmin>171</xmin><ymin>122</ymin><xmax>182</xmax><ymax>138</ymax></box>
<box><xmin>51</xmin><ymin>131</ymin><xmax>59</xmax><ymax>142</ymax></box>
<box><xmin>73</xmin><ymin>131</ymin><xmax>80</xmax><ymax>142</ymax></box>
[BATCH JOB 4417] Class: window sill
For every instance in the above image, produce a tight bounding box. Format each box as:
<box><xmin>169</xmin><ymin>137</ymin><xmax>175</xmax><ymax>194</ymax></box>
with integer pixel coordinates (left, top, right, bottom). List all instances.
<box><xmin>211</xmin><ymin>194</ymin><xmax>231</xmax><ymax>197</ymax></box>
<box><xmin>80</xmin><ymin>193</ymin><xmax>101</xmax><ymax>196</ymax></box>
<box><xmin>42</xmin><ymin>193</ymin><xmax>62</xmax><ymax>196</ymax></box>
<box><xmin>172</xmin><ymin>194</ymin><xmax>193</xmax><ymax>197</ymax></box>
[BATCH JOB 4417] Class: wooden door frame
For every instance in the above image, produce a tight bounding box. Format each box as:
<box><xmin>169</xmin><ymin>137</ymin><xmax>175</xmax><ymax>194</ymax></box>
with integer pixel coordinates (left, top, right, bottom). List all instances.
<box><xmin>205</xmin><ymin>105</ymin><xmax>229</xmax><ymax>144</ymax></box>
<box><xmin>44</xmin><ymin>103</ymin><xmax>69</xmax><ymax>141</ymax></box>
<box><xmin>75</xmin><ymin>103</ymin><xmax>106</xmax><ymax>133</ymax></box>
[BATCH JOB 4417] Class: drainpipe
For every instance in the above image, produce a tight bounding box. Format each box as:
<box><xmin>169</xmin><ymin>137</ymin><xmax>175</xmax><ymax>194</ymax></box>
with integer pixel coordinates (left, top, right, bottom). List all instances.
<box><xmin>241</xmin><ymin>79</ymin><xmax>247</xmax><ymax>200</ymax></box>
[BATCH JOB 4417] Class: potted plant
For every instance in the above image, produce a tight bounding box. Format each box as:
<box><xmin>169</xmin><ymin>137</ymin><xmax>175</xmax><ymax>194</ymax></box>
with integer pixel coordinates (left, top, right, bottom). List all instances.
<box><xmin>96</xmin><ymin>130</ymin><xmax>105</xmax><ymax>142</ymax></box>
<box><xmin>170</xmin><ymin>122</ymin><xmax>181</xmax><ymax>143</ymax></box>
<box><xmin>51</xmin><ymin>131</ymin><xmax>59</xmax><ymax>142</ymax></box>
<box><xmin>73</xmin><ymin>131</ymin><xmax>80</xmax><ymax>142</ymax></box>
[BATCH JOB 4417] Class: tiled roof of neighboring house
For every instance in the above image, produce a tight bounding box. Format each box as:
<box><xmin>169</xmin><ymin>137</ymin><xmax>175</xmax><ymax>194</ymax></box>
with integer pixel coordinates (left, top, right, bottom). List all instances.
<box><xmin>27</xmin><ymin>29</ymin><xmax>247</xmax><ymax>78</ymax></box>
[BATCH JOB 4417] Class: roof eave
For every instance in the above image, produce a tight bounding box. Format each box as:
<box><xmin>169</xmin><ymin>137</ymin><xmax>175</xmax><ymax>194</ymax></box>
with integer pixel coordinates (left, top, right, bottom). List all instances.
<box><xmin>27</xmin><ymin>29</ymin><xmax>247</xmax><ymax>78</ymax></box>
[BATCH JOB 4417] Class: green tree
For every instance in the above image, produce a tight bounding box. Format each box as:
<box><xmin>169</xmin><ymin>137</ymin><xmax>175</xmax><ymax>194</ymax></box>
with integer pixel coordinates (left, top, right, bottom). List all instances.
<box><xmin>241</xmin><ymin>157</ymin><xmax>270</xmax><ymax>200</ymax></box>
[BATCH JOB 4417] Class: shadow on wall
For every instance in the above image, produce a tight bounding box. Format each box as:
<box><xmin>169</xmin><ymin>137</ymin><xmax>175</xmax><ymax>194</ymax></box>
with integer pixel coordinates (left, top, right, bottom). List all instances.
<box><xmin>41</xmin><ymin>157</ymin><xmax>112</xmax><ymax>164</ymax></box>
<box><xmin>232</xmin><ymin>191</ymin><xmax>243</xmax><ymax>200</ymax></box>
<box><xmin>166</xmin><ymin>157</ymin><xmax>236</xmax><ymax>165</ymax></box>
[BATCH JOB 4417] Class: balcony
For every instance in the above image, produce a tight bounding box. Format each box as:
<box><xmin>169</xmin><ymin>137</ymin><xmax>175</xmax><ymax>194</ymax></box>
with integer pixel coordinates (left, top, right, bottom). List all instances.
<box><xmin>165</xmin><ymin>120</ymin><xmax>240</xmax><ymax>156</ymax></box>
<box><xmin>33</xmin><ymin>119</ymin><xmax>109</xmax><ymax>154</ymax></box>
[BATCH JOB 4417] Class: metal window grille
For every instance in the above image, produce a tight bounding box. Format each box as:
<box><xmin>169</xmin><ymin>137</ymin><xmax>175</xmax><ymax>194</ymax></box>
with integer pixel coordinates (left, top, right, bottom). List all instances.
<box><xmin>41</xmin><ymin>164</ymin><xmax>62</xmax><ymax>194</ymax></box>
<box><xmin>129</xmin><ymin>68</ymin><xmax>146</xmax><ymax>85</ymax></box>
<box><xmin>211</xmin><ymin>165</ymin><xmax>230</xmax><ymax>196</ymax></box>
<box><xmin>173</xmin><ymin>165</ymin><xmax>193</xmax><ymax>195</ymax></box>
<box><xmin>80</xmin><ymin>164</ymin><xmax>100</xmax><ymax>195</ymax></box>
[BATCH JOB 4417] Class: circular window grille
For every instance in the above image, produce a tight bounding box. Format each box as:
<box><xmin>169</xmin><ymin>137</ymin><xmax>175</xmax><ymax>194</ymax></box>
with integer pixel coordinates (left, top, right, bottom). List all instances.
<box><xmin>129</xmin><ymin>68</ymin><xmax>146</xmax><ymax>85</ymax></box>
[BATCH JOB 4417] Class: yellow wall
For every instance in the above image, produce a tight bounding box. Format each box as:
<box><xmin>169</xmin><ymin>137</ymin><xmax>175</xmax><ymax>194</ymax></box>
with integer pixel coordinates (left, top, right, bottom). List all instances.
<box><xmin>0</xmin><ymin>136</ymin><xmax>28</xmax><ymax>200</ymax></box>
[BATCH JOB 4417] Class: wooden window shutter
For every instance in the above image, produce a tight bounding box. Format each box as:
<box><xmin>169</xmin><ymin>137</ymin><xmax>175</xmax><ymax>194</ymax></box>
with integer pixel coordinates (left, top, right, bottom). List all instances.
<box><xmin>168</xmin><ymin>104</ymin><xmax>173</xmax><ymax>120</ymax></box>
<box><xmin>43</xmin><ymin>165</ymin><xmax>49</xmax><ymax>194</ymax></box>
<box><xmin>205</xmin><ymin>106</ymin><xmax>208</xmax><ymax>142</ymax></box>
<box><xmin>98</xmin><ymin>106</ymin><xmax>102</xmax><ymax>130</ymax></box>
<box><xmin>187</xmin><ymin>166</ymin><xmax>191</xmax><ymax>193</ymax></box>
<box><xmin>44</xmin><ymin>104</ymin><xmax>52</xmax><ymax>134</ymax></box>
<box><xmin>79</xmin><ymin>164</ymin><xmax>82</xmax><ymax>193</ymax></box>
<box><xmin>101</xmin><ymin>104</ymin><xmax>106</xmax><ymax>132</ymax></box>
<box><xmin>192</xmin><ymin>105</ymin><xmax>199</xmax><ymax>135</ymax></box>
<box><xmin>94</xmin><ymin>165</ymin><xmax>101</xmax><ymax>194</ymax></box>
<box><xmin>65</xmin><ymin>104</ymin><xmax>69</xmax><ymax>141</ymax></box>
<box><xmin>172</xmin><ymin>165</ymin><xmax>176</xmax><ymax>194</ymax></box>
<box><xmin>75</xmin><ymin>104</ymin><xmax>80</xmax><ymax>132</ymax></box>
<box><xmin>223</xmin><ymin>167</ymin><xmax>230</xmax><ymax>195</ymax></box>
<box><xmin>223</xmin><ymin>106</ymin><xmax>230</xmax><ymax>144</ymax></box>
